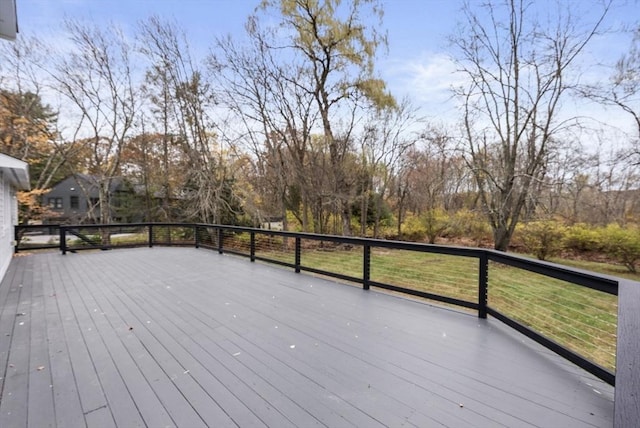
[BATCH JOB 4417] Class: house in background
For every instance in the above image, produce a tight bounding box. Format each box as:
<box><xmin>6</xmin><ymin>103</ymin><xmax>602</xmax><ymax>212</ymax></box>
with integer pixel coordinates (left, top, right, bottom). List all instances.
<box><xmin>43</xmin><ymin>174</ymin><xmax>142</xmax><ymax>224</ymax></box>
<box><xmin>0</xmin><ymin>153</ymin><xmax>29</xmax><ymax>280</ymax></box>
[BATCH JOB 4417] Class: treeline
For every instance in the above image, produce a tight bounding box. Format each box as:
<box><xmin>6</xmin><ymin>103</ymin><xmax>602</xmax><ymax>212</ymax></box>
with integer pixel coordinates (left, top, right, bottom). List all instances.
<box><xmin>0</xmin><ymin>0</ymin><xmax>638</xmax><ymax>255</ymax></box>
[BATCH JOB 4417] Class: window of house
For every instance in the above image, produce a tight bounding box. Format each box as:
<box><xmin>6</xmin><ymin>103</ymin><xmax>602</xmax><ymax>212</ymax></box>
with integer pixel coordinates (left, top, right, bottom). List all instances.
<box><xmin>48</xmin><ymin>197</ymin><xmax>63</xmax><ymax>209</ymax></box>
<box><xmin>70</xmin><ymin>196</ymin><xmax>79</xmax><ymax>209</ymax></box>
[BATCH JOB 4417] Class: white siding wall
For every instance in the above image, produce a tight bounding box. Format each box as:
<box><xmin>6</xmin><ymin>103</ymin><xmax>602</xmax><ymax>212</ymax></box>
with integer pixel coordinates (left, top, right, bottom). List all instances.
<box><xmin>0</xmin><ymin>171</ymin><xmax>14</xmax><ymax>280</ymax></box>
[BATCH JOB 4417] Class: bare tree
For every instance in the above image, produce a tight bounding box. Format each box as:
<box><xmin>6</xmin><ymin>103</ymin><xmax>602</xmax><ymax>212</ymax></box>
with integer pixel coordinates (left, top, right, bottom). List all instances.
<box><xmin>259</xmin><ymin>0</ymin><xmax>396</xmax><ymax>235</ymax></box>
<box><xmin>587</xmin><ymin>25</ymin><xmax>640</xmax><ymax>164</ymax></box>
<box><xmin>211</xmin><ymin>17</ymin><xmax>319</xmax><ymax>231</ymax></box>
<box><xmin>358</xmin><ymin>98</ymin><xmax>417</xmax><ymax>237</ymax></box>
<box><xmin>138</xmin><ymin>16</ymin><xmax>239</xmax><ymax>224</ymax></box>
<box><xmin>137</xmin><ymin>18</ymin><xmax>183</xmax><ymax>221</ymax></box>
<box><xmin>53</xmin><ymin>20</ymin><xmax>138</xmax><ymax>228</ymax></box>
<box><xmin>451</xmin><ymin>0</ymin><xmax>610</xmax><ymax>250</ymax></box>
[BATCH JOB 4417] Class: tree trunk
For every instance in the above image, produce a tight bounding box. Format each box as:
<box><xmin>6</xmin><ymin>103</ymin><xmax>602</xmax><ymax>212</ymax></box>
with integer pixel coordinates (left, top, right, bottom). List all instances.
<box><xmin>360</xmin><ymin>189</ymin><xmax>368</xmax><ymax>236</ymax></box>
<box><xmin>99</xmin><ymin>182</ymin><xmax>111</xmax><ymax>245</ymax></box>
<box><xmin>493</xmin><ymin>225</ymin><xmax>510</xmax><ymax>252</ymax></box>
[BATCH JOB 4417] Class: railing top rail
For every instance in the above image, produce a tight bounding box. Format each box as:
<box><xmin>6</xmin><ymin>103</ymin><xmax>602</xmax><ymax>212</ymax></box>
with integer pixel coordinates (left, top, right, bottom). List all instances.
<box><xmin>15</xmin><ymin>223</ymin><xmax>61</xmax><ymax>230</ymax></box>
<box><xmin>196</xmin><ymin>223</ymin><xmax>485</xmax><ymax>257</ymax></box>
<box><xmin>487</xmin><ymin>250</ymin><xmax>619</xmax><ymax>295</ymax></box>
<box><xmin>47</xmin><ymin>222</ymin><xmax>624</xmax><ymax>294</ymax></box>
<box><xmin>60</xmin><ymin>222</ymin><xmax>188</xmax><ymax>228</ymax></box>
<box><xmin>199</xmin><ymin>224</ymin><xmax>624</xmax><ymax>291</ymax></box>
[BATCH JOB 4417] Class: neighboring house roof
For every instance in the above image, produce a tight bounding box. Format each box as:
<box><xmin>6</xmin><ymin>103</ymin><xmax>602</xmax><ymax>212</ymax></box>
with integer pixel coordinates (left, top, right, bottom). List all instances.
<box><xmin>47</xmin><ymin>174</ymin><xmax>128</xmax><ymax>196</ymax></box>
<box><xmin>0</xmin><ymin>153</ymin><xmax>30</xmax><ymax>190</ymax></box>
<box><xmin>69</xmin><ymin>174</ymin><xmax>126</xmax><ymax>192</ymax></box>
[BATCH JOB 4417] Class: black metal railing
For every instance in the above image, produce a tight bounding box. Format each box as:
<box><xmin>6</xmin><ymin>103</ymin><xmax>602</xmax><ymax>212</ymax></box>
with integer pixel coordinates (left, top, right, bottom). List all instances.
<box><xmin>14</xmin><ymin>222</ymin><xmax>624</xmax><ymax>387</ymax></box>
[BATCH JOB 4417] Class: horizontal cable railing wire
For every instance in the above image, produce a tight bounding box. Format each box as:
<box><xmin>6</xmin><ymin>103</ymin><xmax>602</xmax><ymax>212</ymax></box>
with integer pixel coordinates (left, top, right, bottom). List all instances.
<box><xmin>150</xmin><ymin>224</ymin><xmax>195</xmax><ymax>247</ymax></box>
<box><xmin>298</xmin><ymin>238</ymin><xmax>364</xmax><ymax>284</ymax></box>
<box><xmin>253</xmin><ymin>233</ymin><xmax>296</xmax><ymax>267</ymax></box>
<box><xmin>218</xmin><ymin>229</ymin><xmax>252</xmax><ymax>257</ymax></box>
<box><xmin>62</xmin><ymin>223</ymin><xmax>151</xmax><ymax>252</ymax></box>
<box><xmin>14</xmin><ymin>224</ymin><xmax>62</xmax><ymax>251</ymax></box>
<box><xmin>13</xmin><ymin>222</ymin><xmax>627</xmax><ymax>386</ymax></box>
<box><xmin>487</xmin><ymin>261</ymin><xmax>618</xmax><ymax>372</ymax></box>
<box><xmin>194</xmin><ymin>225</ymin><xmax>220</xmax><ymax>249</ymax></box>
<box><xmin>370</xmin><ymin>249</ymin><xmax>478</xmax><ymax>309</ymax></box>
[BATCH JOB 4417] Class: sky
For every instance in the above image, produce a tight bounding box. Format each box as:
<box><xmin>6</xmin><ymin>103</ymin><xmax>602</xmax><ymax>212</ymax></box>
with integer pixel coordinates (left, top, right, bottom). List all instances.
<box><xmin>7</xmin><ymin>0</ymin><xmax>640</xmax><ymax>146</ymax></box>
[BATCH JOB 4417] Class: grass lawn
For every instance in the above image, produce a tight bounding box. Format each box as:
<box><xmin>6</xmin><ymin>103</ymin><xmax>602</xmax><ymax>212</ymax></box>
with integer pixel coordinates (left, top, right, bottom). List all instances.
<box><xmin>549</xmin><ymin>257</ymin><xmax>640</xmax><ymax>281</ymax></box>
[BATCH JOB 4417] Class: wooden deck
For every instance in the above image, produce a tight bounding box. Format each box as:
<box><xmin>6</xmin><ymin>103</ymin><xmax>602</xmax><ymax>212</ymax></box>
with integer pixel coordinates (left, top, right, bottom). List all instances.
<box><xmin>0</xmin><ymin>247</ymin><xmax>614</xmax><ymax>427</ymax></box>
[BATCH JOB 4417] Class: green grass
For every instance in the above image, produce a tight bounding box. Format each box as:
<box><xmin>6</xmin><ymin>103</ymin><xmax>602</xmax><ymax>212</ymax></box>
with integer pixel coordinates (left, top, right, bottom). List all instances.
<box><xmin>549</xmin><ymin>256</ymin><xmax>640</xmax><ymax>281</ymax></box>
<box><xmin>370</xmin><ymin>250</ymin><xmax>478</xmax><ymax>302</ymax></box>
<box><xmin>488</xmin><ymin>263</ymin><xmax>617</xmax><ymax>370</ymax></box>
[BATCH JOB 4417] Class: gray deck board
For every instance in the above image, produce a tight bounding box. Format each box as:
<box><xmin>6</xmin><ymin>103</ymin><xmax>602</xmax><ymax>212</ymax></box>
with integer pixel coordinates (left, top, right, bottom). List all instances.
<box><xmin>0</xmin><ymin>256</ymin><xmax>31</xmax><ymax>427</ymax></box>
<box><xmin>63</xmin><ymin>258</ymin><xmax>176</xmax><ymax>428</ymax></box>
<box><xmin>49</xmin><ymin>255</ymin><xmax>126</xmax><ymax>427</ymax></box>
<box><xmin>27</xmin><ymin>258</ymin><xmax>56</xmax><ymax>428</ymax></box>
<box><xmin>42</xmin><ymin>257</ymin><xmax>88</xmax><ymax>428</ymax></box>
<box><xmin>0</xmin><ymin>247</ymin><xmax>614</xmax><ymax>427</ymax></box>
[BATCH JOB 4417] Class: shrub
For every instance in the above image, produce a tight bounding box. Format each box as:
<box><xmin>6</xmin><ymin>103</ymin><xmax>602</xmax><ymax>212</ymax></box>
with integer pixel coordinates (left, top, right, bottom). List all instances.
<box><xmin>399</xmin><ymin>214</ymin><xmax>427</xmax><ymax>242</ymax></box>
<box><xmin>602</xmin><ymin>224</ymin><xmax>640</xmax><ymax>273</ymax></box>
<box><xmin>423</xmin><ymin>208</ymin><xmax>450</xmax><ymax>244</ymax></box>
<box><xmin>564</xmin><ymin>223</ymin><xmax>603</xmax><ymax>253</ymax></box>
<box><xmin>282</xmin><ymin>210</ymin><xmax>303</xmax><ymax>232</ymax></box>
<box><xmin>518</xmin><ymin>220</ymin><xmax>566</xmax><ymax>261</ymax></box>
<box><xmin>450</xmin><ymin>209</ymin><xmax>490</xmax><ymax>245</ymax></box>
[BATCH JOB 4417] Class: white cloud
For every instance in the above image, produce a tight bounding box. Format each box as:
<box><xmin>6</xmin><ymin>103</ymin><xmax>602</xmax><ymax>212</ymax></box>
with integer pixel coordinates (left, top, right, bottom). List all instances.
<box><xmin>385</xmin><ymin>52</ymin><xmax>464</xmax><ymax>106</ymax></box>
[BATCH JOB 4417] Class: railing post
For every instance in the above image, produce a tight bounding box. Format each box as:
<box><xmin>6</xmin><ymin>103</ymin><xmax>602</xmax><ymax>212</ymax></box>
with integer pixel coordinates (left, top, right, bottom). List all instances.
<box><xmin>14</xmin><ymin>225</ymin><xmax>19</xmax><ymax>254</ymax></box>
<box><xmin>478</xmin><ymin>252</ymin><xmax>488</xmax><ymax>319</ymax></box>
<box><xmin>295</xmin><ymin>237</ymin><xmax>301</xmax><ymax>273</ymax></box>
<box><xmin>363</xmin><ymin>244</ymin><xmax>371</xmax><ymax>290</ymax></box>
<box><xmin>615</xmin><ymin>278</ymin><xmax>640</xmax><ymax>426</ymax></box>
<box><xmin>194</xmin><ymin>225</ymin><xmax>200</xmax><ymax>249</ymax></box>
<box><xmin>218</xmin><ymin>228</ymin><xmax>224</xmax><ymax>254</ymax></box>
<box><xmin>250</xmin><ymin>231</ymin><xmax>256</xmax><ymax>262</ymax></box>
<box><xmin>60</xmin><ymin>226</ymin><xmax>67</xmax><ymax>255</ymax></box>
<box><xmin>148</xmin><ymin>224</ymin><xmax>154</xmax><ymax>248</ymax></box>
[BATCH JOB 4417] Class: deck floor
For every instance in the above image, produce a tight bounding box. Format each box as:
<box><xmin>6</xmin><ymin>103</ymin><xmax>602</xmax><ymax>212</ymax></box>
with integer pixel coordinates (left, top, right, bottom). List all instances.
<box><xmin>0</xmin><ymin>247</ymin><xmax>614</xmax><ymax>427</ymax></box>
